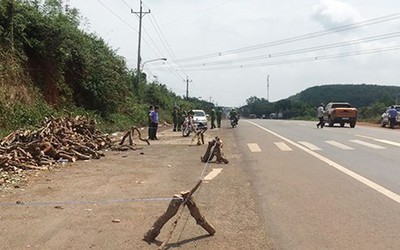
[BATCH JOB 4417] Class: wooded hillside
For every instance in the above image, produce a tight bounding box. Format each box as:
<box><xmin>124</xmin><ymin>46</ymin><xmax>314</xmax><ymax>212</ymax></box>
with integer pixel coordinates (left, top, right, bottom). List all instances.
<box><xmin>290</xmin><ymin>84</ymin><xmax>400</xmax><ymax>108</ymax></box>
<box><xmin>241</xmin><ymin>84</ymin><xmax>400</xmax><ymax>121</ymax></box>
<box><xmin>0</xmin><ymin>0</ymin><xmax>213</xmax><ymax>136</ymax></box>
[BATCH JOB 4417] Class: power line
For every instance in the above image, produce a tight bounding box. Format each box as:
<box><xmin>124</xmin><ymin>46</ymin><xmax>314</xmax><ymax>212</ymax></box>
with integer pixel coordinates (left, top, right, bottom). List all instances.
<box><xmin>161</xmin><ymin>45</ymin><xmax>400</xmax><ymax>71</ymax></box>
<box><xmin>95</xmin><ymin>0</ymin><xmax>138</xmax><ymax>32</ymax></box>
<box><xmin>146</xmin><ymin>10</ymin><xmax>188</xmax><ymax>77</ymax></box>
<box><xmin>120</xmin><ymin>0</ymin><xmax>132</xmax><ymax>9</ymax></box>
<box><xmin>164</xmin><ymin>31</ymin><xmax>400</xmax><ymax>69</ymax></box>
<box><xmin>176</xmin><ymin>12</ymin><xmax>400</xmax><ymax>63</ymax></box>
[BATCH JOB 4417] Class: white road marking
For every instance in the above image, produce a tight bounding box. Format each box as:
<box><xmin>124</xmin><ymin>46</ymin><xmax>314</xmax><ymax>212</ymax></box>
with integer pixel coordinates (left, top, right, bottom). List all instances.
<box><xmin>325</xmin><ymin>140</ymin><xmax>354</xmax><ymax>150</ymax></box>
<box><xmin>298</xmin><ymin>141</ymin><xmax>322</xmax><ymax>151</ymax></box>
<box><xmin>376</xmin><ymin>139</ymin><xmax>400</xmax><ymax>147</ymax></box>
<box><xmin>247</xmin><ymin>143</ymin><xmax>262</xmax><ymax>152</ymax></box>
<box><xmin>274</xmin><ymin>142</ymin><xmax>293</xmax><ymax>151</ymax></box>
<box><xmin>202</xmin><ymin>168</ymin><xmax>223</xmax><ymax>181</ymax></box>
<box><xmin>350</xmin><ymin>140</ymin><xmax>385</xmax><ymax>149</ymax></box>
<box><xmin>355</xmin><ymin>134</ymin><xmax>400</xmax><ymax>147</ymax></box>
<box><xmin>246</xmin><ymin>121</ymin><xmax>400</xmax><ymax>204</ymax></box>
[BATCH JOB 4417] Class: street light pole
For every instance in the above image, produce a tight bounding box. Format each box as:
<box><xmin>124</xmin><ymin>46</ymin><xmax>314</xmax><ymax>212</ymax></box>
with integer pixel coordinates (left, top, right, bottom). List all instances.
<box><xmin>141</xmin><ymin>58</ymin><xmax>167</xmax><ymax>71</ymax></box>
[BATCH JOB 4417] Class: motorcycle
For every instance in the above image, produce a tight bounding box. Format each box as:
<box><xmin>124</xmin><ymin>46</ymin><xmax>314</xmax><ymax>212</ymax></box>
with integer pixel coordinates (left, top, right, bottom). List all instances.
<box><xmin>230</xmin><ymin>117</ymin><xmax>238</xmax><ymax>128</ymax></box>
<box><xmin>181</xmin><ymin>115</ymin><xmax>196</xmax><ymax>137</ymax></box>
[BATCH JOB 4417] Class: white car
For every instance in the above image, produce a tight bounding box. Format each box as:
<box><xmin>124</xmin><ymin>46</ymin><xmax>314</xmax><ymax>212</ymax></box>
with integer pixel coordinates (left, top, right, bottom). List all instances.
<box><xmin>381</xmin><ymin>105</ymin><xmax>400</xmax><ymax>127</ymax></box>
<box><xmin>192</xmin><ymin>109</ymin><xmax>208</xmax><ymax>128</ymax></box>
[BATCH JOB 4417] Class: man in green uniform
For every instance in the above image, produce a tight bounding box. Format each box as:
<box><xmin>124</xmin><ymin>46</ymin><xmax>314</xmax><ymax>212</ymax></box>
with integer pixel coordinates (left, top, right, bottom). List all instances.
<box><xmin>216</xmin><ymin>108</ymin><xmax>223</xmax><ymax>128</ymax></box>
<box><xmin>210</xmin><ymin>108</ymin><xmax>216</xmax><ymax>129</ymax></box>
<box><xmin>172</xmin><ymin>106</ymin><xmax>180</xmax><ymax>131</ymax></box>
<box><xmin>229</xmin><ymin>108</ymin><xmax>238</xmax><ymax>124</ymax></box>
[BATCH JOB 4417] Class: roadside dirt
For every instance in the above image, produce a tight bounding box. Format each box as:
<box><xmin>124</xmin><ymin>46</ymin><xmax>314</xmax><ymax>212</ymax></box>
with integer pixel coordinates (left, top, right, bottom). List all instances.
<box><xmin>0</xmin><ymin>123</ymin><xmax>272</xmax><ymax>250</ymax></box>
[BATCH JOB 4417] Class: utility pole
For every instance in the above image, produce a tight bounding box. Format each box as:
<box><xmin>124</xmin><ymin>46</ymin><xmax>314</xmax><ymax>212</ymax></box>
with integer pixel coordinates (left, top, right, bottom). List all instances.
<box><xmin>267</xmin><ymin>74</ymin><xmax>270</xmax><ymax>102</ymax></box>
<box><xmin>184</xmin><ymin>76</ymin><xmax>192</xmax><ymax>99</ymax></box>
<box><xmin>132</xmin><ymin>0</ymin><xmax>150</xmax><ymax>94</ymax></box>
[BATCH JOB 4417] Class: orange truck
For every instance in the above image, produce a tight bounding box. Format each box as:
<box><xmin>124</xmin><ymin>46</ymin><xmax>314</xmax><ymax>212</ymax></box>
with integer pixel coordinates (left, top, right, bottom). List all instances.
<box><xmin>323</xmin><ymin>102</ymin><xmax>358</xmax><ymax>128</ymax></box>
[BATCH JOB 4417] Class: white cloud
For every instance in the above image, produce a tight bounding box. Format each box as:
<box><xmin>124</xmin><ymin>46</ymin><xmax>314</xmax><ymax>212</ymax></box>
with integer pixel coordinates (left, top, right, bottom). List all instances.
<box><xmin>312</xmin><ymin>0</ymin><xmax>361</xmax><ymax>29</ymax></box>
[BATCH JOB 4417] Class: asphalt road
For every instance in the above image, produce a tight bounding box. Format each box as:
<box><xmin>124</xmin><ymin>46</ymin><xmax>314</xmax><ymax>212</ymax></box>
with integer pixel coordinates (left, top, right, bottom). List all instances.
<box><xmin>234</xmin><ymin>119</ymin><xmax>400</xmax><ymax>249</ymax></box>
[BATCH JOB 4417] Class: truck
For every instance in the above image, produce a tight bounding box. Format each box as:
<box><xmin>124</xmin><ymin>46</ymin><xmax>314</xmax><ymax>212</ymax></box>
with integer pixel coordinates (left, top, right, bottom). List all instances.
<box><xmin>323</xmin><ymin>102</ymin><xmax>358</xmax><ymax>128</ymax></box>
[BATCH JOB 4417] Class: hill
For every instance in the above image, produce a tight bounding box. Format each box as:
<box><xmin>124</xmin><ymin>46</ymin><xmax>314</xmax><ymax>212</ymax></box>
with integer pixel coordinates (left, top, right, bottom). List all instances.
<box><xmin>241</xmin><ymin>84</ymin><xmax>400</xmax><ymax>121</ymax></box>
<box><xmin>289</xmin><ymin>84</ymin><xmax>400</xmax><ymax>108</ymax></box>
<box><xmin>0</xmin><ymin>0</ymin><xmax>213</xmax><ymax>136</ymax></box>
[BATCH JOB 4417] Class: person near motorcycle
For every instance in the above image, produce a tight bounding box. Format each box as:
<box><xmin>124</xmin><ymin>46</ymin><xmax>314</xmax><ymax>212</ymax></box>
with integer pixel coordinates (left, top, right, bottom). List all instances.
<box><xmin>172</xmin><ymin>106</ymin><xmax>180</xmax><ymax>132</ymax></box>
<box><xmin>210</xmin><ymin>108</ymin><xmax>216</xmax><ymax>129</ymax></box>
<box><xmin>229</xmin><ymin>108</ymin><xmax>239</xmax><ymax>125</ymax></box>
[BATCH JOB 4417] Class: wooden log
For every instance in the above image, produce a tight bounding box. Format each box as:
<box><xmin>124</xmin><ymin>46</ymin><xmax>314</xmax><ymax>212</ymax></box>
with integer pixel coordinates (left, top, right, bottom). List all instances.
<box><xmin>201</xmin><ymin>140</ymin><xmax>216</xmax><ymax>162</ymax></box>
<box><xmin>70</xmin><ymin>149</ymin><xmax>91</xmax><ymax>160</ymax></box>
<box><xmin>143</xmin><ymin>194</ymin><xmax>183</xmax><ymax>242</ymax></box>
<box><xmin>131</xmin><ymin>127</ymin><xmax>150</xmax><ymax>145</ymax></box>
<box><xmin>119</xmin><ymin>131</ymin><xmax>131</xmax><ymax>145</ymax></box>
<box><xmin>186</xmin><ymin>196</ymin><xmax>215</xmax><ymax>236</ymax></box>
<box><xmin>58</xmin><ymin>153</ymin><xmax>76</xmax><ymax>162</ymax></box>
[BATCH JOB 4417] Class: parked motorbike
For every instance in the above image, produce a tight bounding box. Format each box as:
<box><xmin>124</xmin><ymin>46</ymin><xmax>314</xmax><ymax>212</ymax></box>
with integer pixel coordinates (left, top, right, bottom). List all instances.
<box><xmin>181</xmin><ymin>115</ymin><xmax>196</xmax><ymax>137</ymax></box>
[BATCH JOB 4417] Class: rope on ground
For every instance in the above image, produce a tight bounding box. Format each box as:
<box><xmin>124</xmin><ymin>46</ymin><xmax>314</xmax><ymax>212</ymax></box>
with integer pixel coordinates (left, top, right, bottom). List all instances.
<box><xmin>0</xmin><ymin>197</ymin><xmax>183</xmax><ymax>207</ymax></box>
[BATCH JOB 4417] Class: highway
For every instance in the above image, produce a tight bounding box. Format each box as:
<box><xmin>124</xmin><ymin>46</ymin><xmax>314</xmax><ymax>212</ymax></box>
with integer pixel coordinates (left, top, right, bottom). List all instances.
<box><xmin>234</xmin><ymin>119</ymin><xmax>400</xmax><ymax>249</ymax></box>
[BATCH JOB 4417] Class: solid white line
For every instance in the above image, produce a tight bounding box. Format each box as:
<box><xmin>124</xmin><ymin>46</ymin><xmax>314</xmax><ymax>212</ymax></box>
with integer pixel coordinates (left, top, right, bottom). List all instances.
<box><xmin>247</xmin><ymin>143</ymin><xmax>262</xmax><ymax>152</ymax></box>
<box><xmin>325</xmin><ymin>140</ymin><xmax>354</xmax><ymax>150</ymax></box>
<box><xmin>298</xmin><ymin>141</ymin><xmax>322</xmax><ymax>151</ymax></box>
<box><xmin>245</xmin><ymin>121</ymin><xmax>400</xmax><ymax>204</ymax></box>
<box><xmin>202</xmin><ymin>168</ymin><xmax>223</xmax><ymax>181</ymax></box>
<box><xmin>350</xmin><ymin>140</ymin><xmax>386</xmax><ymax>149</ymax></box>
<box><xmin>274</xmin><ymin>142</ymin><xmax>293</xmax><ymax>151</ymax></box>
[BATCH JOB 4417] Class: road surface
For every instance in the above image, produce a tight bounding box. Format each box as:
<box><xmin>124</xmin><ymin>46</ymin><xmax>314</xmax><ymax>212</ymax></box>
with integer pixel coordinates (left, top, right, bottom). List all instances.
<box><xmin>235</xmin><ymin>119</ymin><xmax>400</xmax><ymax>249</ymax></box>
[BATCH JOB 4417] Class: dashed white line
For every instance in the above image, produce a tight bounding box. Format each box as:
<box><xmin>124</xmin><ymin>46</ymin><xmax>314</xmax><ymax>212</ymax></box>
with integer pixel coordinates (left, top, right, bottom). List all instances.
<box><xmin>356</xmin><ymin>134</ymin><xmax>400</xmax><ymax>147</ymax></box>
<box><xmin>350</xmin><ymin>139</ymin><xmax>386</xmax><ymax>149</ymax></box>
<box><xmin>325</xmin><ymin>140</ymin><xmax>354</xmax><ymax>150</ymax></box>
<box><xmin>298</xmin><ymin>141</ymin><xmax>322</xmax><ymax>151</ymax></box>
<box><xmin>274</xmin><ymin>142</ymin><xmax>293</xmax><ymax>151</ymax></box>
<box><xmin>202</xmin><ymin>168</ymin><xmax>223</xmax><ymax>182</ymax></box>
<box><xmin>246</xmin><ymin>121</ymin><xmax>400</xmax><ymax>204</ymax></box>
<box><xmin>247</xmin><ymin>143</ymin><xmax>262</xmax><ymax>152</ymax></box>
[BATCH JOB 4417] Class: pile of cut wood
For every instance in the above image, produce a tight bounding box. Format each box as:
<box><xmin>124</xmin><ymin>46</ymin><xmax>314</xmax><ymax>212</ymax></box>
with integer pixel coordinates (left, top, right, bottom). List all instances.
<box><xmin>0</xmin><ymin>116</ymin><xmax>111</xmax><ymax>174</ymax></box>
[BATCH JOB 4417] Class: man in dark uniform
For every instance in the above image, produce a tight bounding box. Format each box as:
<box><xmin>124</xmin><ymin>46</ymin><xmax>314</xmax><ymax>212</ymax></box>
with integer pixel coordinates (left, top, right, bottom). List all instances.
<box><xmin>172</xmin><ymin>106</ymin><xmax>180</xmax><ymax>132</ymax></box>
<box><xmin>210</xmin><ymin>108</ymin><xmax>216</xmax><ymax>129</ymax></box>
<box><xmin>216</xmin><ymin>108</ymin><xmax>223</xmax><ymax>128</ymax></box>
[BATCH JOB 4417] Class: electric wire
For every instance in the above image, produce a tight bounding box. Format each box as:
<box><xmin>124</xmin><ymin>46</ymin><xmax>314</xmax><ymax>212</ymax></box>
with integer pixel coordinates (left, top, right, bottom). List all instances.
<box><xmin>146</xmin><ymin>10</ymin><xmax>188</xmax><ymax>77</ymax></box>
<box><xmin>120</xmin><ymin>0</ymin><xmax>132</xmax><ymax>9</ymax></box>
<box><xmin>165</xmin><ymin>31</ymin><xmax>400</xmax><ymax>68</ymax></box>
<box><xmin>95</xmin><ymin>0</ymin><xmax>137</xmax><ymax>32</ymax></box>
<box><xmin>176</xmin><ymin>12</ymin><xmax>400</xmax><ymax>63</ymax></box>
<box><xmin>179</xmin><ymin>44</ymin><xmax>400</xmax><ymax>71</ymax></box>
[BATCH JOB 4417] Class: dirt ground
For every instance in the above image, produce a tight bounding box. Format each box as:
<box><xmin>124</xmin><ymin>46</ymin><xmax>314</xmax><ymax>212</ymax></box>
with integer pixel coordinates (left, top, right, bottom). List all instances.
<box><xmin>0</xmin><ymin>123</ymin><xmax>272</xmax><ymax>250</ymax></box>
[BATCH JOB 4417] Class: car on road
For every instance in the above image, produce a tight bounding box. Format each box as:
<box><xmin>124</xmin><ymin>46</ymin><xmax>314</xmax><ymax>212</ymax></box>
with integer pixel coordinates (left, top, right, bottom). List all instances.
<box><xmin>323</xmin><ymin>102</ymin><xmax>358</xmax><ymax>128</ymax></box>
<box><xmin>192</xmin><ymin>109</ymin><xmax>208</xmax><ymax>128</ymax></box>
<box><xmin>381</xmin><ymin>105</ymin><xmax>400</xmax><ymax>127</ymax></box>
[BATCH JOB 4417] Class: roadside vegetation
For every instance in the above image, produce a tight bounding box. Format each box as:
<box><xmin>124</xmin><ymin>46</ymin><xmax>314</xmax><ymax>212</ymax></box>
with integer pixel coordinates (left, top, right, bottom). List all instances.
<box><xmin>1</xmin><ymin>1</ymin><xmax>398</xmax><ymax>137</ymax></box>
<box><xmin>0</xmin><ymin>0</ymin><xmax>213</xmax><ymax>137</ymax></box>
<box><xmin>241</xmin><ymin>84</ymin><xmax>400</xmax><ymax>123</ymax></box>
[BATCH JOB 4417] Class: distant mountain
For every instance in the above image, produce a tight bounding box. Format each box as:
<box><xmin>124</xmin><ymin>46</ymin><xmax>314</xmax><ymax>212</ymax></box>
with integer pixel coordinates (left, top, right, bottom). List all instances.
<box><xmin>289</xmin><ymin>84</ymin><xmax>400</xmax><ymax>107</ymax></box>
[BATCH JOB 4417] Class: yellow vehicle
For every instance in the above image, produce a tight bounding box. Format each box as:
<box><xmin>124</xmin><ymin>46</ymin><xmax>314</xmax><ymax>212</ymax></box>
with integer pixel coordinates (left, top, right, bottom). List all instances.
<box><xmin>323</xmin><ymin>102</ymin><xmax>358</xmax><ymax>128</ymax></box>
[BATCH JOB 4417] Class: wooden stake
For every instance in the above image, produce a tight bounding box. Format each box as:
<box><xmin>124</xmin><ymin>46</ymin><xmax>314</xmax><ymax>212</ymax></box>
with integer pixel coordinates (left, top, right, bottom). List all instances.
<box><xmin>143</xmin><ymin>180</ymin><xmax>215</xmax><ymax>248</ymax></box>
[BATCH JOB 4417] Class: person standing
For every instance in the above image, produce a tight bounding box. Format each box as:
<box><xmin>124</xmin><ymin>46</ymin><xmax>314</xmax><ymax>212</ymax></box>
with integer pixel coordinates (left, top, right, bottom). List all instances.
<box><xmin>210</xmin><ymin>108</ymin><xmax>216</xmax><ymax>129</ymax></box>
<box><xmin>172</xmin><ymin>106</ymin><xmax>180</xmax><ymax>132</ymax></box>
<box><xmin>216</xmin><ymin>108</ymin><xmax>223</xmax><ymax>128</ymax></box>
<box><xmin>148</xmin><ymin>105</ymin><xmax>154</xmax><ymax>139</ymax></box>
<box><xmin>388</xmin><ymin>105</ymin><xmax>398</xmax><ymax>129</ymax></box>
<box><xmin>149</xmin><ymin>106</ymin><xmax>159</xmax><ymax>140</ymax></box>
<box><xmin>316</xmin><ymin>103</ymin><xmax>324</xmax><ymax>128</ymax></box>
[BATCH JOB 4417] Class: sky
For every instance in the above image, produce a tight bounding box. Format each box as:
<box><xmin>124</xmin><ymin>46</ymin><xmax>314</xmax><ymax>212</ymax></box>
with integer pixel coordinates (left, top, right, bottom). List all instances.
<box><xmin>67</xmin><ymin>0</ymin><xmax>400</xmax><ymax>107</ymax></box>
